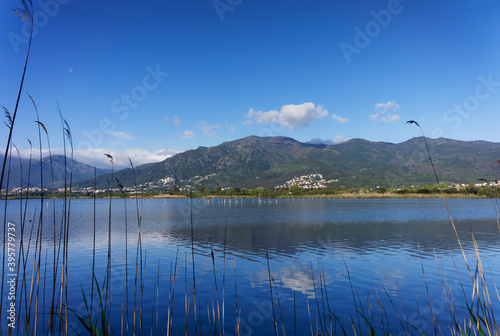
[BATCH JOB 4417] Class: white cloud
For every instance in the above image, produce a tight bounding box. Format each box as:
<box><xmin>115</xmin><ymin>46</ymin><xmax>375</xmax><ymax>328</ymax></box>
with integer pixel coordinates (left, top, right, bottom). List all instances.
<box><xmin>226</xmin><ymin>123</ymin><xmax>236</xmax><ymax>133</ymax></box>
<box><xmin>370</xmin><ymin>100</ymin><xmax>401</xmax><ymax>123</ymax></box>
<box><xmin>199</xmin><ymin>120</ymin><xmax>221</xmax><ymax>136</ymax></box>
<box><xmin>173</xmin><ymin>115</ymin><xmax>181</xmax><ymax>128</ymax></box>
<box><xmin>249</xmin><ymin>265</ymin><xmax>333</xmax><ymax>299</ymax></box>
<box><xmin>5</xmin><ymin>148</ymin><xmax>53</xmax><ymax>159</ymax></box>
<box><xmin>246</xmin><ymin>108</ymin><xmax>279</xmax><ymax>124</ymax></box>
<box><xmin>5</xmin><ymin>147</ymin><xmax>179</xmax><ymax>169</ymax></box>
<box><xmin>73</xmin><ymin>148</ymin><xmax>179</xmax><ymax>168</ymax></box>
<box><xmin>241</xmin><ymin>119</ymin><xmax>254</xmax><ymax>126</ymax></box>
<box><xmin>181</xmin><ymin>130</ymin><xmax>195</xmax><ymax>139</ymax></box>
<box><xmin>244</xmin><ymin>102</ymin><xmax>328</xmax><ymax>130</ymax></box>
<box><xmin>331</xmin><ymin>113</ymin><xmax>350</xmax><ymax>123</ymax></box>
<box><xmin>375</xmin><ymin>100</ymin><xmax>400</xmax><ymax>111</ymax></box>
<box><xmin>277</xmin><ymin>265</ymin><xmax>332</xmax><ymax>298</ymax></box>
<box><xmin>108</xmin><ymin>131</ymin><xmax>136</xmax><ymax>140</ymax></box>
<box><xmin>308</xmin><ymin>135</ymin><xmax>349</xmax><ymax>145</ymax></box>
<box><xmin>163</xmin><ymin>115</ymin><xmax>182</xmax><ymax>127</ymax></box>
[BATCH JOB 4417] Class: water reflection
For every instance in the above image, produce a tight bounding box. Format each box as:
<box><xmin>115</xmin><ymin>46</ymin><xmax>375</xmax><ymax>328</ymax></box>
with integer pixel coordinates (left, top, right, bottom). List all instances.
<box><xmin>3</xmin><ymin>198</ymin><xmax>500</xmax><ymax>257</ymax></box>
<box><xmin>1</xmin><ymin>198</ymin><xmax>499</xmax><ymax>335</ymax></box>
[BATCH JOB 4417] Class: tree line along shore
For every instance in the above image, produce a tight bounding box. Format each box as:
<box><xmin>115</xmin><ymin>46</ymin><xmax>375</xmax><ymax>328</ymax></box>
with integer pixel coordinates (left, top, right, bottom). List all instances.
<box><xmin>3</xmin><ymin>183</ymin><xmax>498</xmax><ymax>199</ymax></box>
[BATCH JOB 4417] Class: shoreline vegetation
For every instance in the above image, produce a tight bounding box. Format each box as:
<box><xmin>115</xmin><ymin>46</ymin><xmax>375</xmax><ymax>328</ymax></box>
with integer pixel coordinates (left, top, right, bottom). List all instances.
<box><xmin>2</xmin><ymin>185</ymin><xmax>498</xmax><ymax>200</ymax></box>
<box><xmin>1</xmin><ymin>192</ymin><xmax>495</xmax><ymax>200</ymax></box>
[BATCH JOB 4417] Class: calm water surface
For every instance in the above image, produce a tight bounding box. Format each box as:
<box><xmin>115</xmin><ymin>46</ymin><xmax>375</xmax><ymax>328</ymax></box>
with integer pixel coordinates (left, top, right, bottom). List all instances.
<box><xmin>1</xmin><ymin>198</ymin><xmax>499</xmax><ymax>335</ymax></box>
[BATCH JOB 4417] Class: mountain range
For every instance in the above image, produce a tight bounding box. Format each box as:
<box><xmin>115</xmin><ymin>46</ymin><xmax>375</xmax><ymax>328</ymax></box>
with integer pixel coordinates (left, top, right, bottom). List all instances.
<box><xmin>83</xmin><ymin>136</ymin><xmax>500</xmax><ymax>190</ymax></box>
<box><xmin>3</xmin><ymin>136</ymin><xmax>500</xmax><ymax>190</ymax></box>
<box><xmin>0</xmin><ymin>154</ymin><xmax>110</xmax><ymax>189</ymax></box>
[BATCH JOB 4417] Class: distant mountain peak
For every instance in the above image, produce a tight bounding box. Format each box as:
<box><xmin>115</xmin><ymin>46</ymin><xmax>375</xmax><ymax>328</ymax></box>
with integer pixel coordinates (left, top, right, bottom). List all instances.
<box><xmin>2</xmin><ymin>155</ymin><xmax>110</xmax><ymax>189</ymax></box>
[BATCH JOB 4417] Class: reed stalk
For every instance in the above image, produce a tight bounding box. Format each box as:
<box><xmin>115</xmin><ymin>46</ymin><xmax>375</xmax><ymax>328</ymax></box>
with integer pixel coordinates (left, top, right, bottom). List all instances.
<box><xmin>310</xmin><ymin>263</ymin><xmax>324</xmax><ymax>336</ymax></box>
<box><xmin>155</xmin><ymin>260</ymin><xmax>160</xmax><ymax>336</ymax></box>
<box><xmin>115</xmin><ymin>177</ymin><xmax>129</xmax><ymax>336</ymax></box>
<box><xmin>15</xmin><ymin>140</ymin><xmax>32</xmax><ymax>336</ymax></box>
<box><xmin>61</xmin><ymin>110</ymin><xmax>73</xmax><ymax>336</ymax></box>
<box><xmin>129</xmin><ymin>158</ymin><xmax>144</xmax><ymax>336</ymax></box>
<box><xmin>104</xmin><ymin>153</ymin><xmax>114</xmax><ymax>335</ymax></box>
<box><xmin>222</xmin><ymin>220</ymin><xmax>227</xmax><ymax>336</ymax></box>
<box><xmin>90</xmin><ymin>167</ymin><xmax>97</xmax><ymax>336</ymax></box>
<box><xmin>1</xmin><ymin>1</ymin><xmax>33</xmax><ymax>319</ymax></box>
<box><xmin>0</xmin><ymin>0</ymin><xmax>33</xmax><ymax>195</ymax></box>
<box><xmin>234</xmin><ymin>261</ymin><xmax>240</xmax><ymax>336</ymax></box>
<box><xmin>265</xmin><ymin>249</ymin><xmax>278</xmax><ymax>336</ymax></box>
<box><xmin>209</xmin><ymin>239</ymin><xmax>222</xmax><ymax>336</ymax></box>
<box><xmin>28</xmin><ymin>96</ymin><xmax>46</xmax><ymax>336</ymax></box>
<box><xmin>31</xmin><ymin>104</ymin><xmax>57</xmax><ymax>336</ymax></box>
<box><xmin>418</xmin><ymin>244</ymin><xmax>438</xmax><ymax>335</ymax></box>
<box><xmin>271</xmin><ymin>277</ymin><xmax>286</xmax><ymax>336</ymax></box>
<box><xmin>2</xmin><ymin>131</ymin><xmax>13</xmax><ymax>325</ymax></box>
<box><xmin>407</xmin><ymin>121</ymin><xmax>473</xmax><ymax>279</ymax></box>
<box><xmin>190</xmin><ymin>192</ymin><xmax>198</xmax><ymax>336</ymax></box>
<box><xmin>166</xmin><ymin>248</ymin><xmax>179</xmax><ymax>336</ymax></box>
<box><xmin>185</xmin><ymin>253</ymin><xmax>189</xmax><ymax>336</ymax></box>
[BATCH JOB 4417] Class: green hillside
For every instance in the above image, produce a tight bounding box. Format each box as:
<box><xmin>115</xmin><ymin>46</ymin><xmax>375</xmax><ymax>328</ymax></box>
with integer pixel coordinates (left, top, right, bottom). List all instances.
<box><xmin>79</xmin><ymin>136</ymin><xmax>500</xmax><ymax>190</ymax></box>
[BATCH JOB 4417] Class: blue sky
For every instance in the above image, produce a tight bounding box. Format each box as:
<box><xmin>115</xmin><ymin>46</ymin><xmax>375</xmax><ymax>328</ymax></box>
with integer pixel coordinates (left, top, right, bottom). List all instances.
<box><xmin>1</xmin><ymin>0</ymin><xmax>500</xmax><ymax>168</ymax></box>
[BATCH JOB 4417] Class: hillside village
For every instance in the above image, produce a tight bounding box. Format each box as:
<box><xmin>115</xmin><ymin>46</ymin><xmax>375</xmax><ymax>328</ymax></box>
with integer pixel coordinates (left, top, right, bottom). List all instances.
<box><xmin>3</xmin><ymin>174</ymin><xmax>499</xmax><ymax>197</ymax></box>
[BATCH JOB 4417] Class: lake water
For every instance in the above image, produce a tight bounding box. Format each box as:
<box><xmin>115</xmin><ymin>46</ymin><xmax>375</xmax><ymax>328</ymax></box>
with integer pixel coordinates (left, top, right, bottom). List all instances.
<box><xmin>1</xmin><ymin>198</ymin><xmax>499</xmax><ymax>335</ymax></box>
